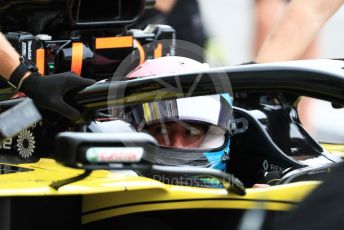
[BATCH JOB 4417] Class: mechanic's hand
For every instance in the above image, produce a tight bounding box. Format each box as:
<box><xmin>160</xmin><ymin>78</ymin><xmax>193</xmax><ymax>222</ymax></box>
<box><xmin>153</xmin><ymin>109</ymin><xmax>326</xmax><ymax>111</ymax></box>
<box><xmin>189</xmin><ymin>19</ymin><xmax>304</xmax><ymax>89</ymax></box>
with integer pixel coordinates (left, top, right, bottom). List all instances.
<box><xmin>20</xmin><ymin>72</ymin><xmax>96</xmax><ymax>121</ymax></box>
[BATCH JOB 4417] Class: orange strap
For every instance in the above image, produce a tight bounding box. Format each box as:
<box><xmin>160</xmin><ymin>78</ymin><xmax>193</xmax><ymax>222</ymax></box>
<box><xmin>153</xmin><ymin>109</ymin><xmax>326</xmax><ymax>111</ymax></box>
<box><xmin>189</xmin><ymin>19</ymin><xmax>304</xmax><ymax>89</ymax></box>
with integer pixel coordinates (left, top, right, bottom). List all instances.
<box><xmin>71</xmin><ymin>42</ymin><xmax>83</xmax><ymax>76</ymax></box>
<box><xmin>95</xmin><ymin>36</ymin><xmax>133</xmax><ymax>49</ymax></box>
<box><xmin>154</xmin><ymin>42</ymin><xmax>163</xmax><ymax>58</ymax></box>
<box><xmin>35</xmin><ymin>48</ymin><xmax>45</xmax><ymax>75</ymax></box>
<box><xmin>134</xmin><ymin>39</ymin><xmax>145</xmax><ymax>64</ymax></box>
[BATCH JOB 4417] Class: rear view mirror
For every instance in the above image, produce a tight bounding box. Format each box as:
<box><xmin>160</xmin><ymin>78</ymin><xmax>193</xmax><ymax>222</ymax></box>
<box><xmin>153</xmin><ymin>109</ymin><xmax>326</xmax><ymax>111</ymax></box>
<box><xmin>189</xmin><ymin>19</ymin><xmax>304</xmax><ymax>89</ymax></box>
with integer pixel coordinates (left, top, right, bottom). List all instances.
<box><xmin>54</xmin><ymin>132</ymin><xmax>158</xmax><ymax>169</ymax></box>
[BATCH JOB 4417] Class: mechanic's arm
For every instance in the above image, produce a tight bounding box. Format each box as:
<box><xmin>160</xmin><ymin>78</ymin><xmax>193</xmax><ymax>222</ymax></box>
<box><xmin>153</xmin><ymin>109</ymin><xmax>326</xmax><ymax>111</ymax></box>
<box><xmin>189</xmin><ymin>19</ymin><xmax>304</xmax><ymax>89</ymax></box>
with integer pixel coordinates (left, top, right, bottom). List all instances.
<box><xmin>0</xmin><ymin>32</ymin><xmax>21</xmax><ymax>80</ymax></box>
<box><xmin>0</xmin><ymin>32</ymin><xmax>95</xmax><ymax>121</ymax></box>
<box><xmin>155</xmin><ymin>0</ymin><xmax>176</xmax><ymax>13</ymax></box>
<box><xmin>254</xmin><ymin>0</ymin><xmax>287</xmax><ymax>55</ymax></box>
<box><xmin>255</xmin><ymin>0</ymin><xmax>344</xmax><ymax>62</ymax></box>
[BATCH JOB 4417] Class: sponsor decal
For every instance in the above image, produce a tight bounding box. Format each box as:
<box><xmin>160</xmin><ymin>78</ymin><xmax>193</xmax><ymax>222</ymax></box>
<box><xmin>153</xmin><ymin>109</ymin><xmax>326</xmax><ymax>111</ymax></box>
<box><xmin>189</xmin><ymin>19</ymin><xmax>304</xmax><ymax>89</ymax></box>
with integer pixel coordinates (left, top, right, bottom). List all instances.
<box><xmin>16</xmin><ymin>129</ymin><xmax>35</xmax><ymax>159</ymax></box>
<box><xmin>262</xmin><ymin>160</ymin><xmax>284</xmax><ymax>171</ymax></box>
<box><xmin>21</xmin><ymin>42</ymin><xmax>27</xmax><ymax>57</ymax></box>
<box><xmin>28</xmin><ymin>40</ymin><xmax>32</xmax><ymax>60</ymax></box>
<box><xmin>86</xmin><ymin>147</ymin><xmax>143</xmax><ymax>163</ymax></box>
<box><xmin>0</xmin><ymin>138</ymin><xmax>12</xmax><ymax>150</ymax></box>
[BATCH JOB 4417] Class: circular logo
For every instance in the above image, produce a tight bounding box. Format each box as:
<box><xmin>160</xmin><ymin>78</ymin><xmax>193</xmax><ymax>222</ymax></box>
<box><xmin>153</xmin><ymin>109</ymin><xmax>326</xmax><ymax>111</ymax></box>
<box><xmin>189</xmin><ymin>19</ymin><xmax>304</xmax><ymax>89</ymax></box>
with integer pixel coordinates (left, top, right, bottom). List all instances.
<box><xmin>16</xmin><ymin>129</ymin><xmax>36</xmax><ymax>159</ymax></box>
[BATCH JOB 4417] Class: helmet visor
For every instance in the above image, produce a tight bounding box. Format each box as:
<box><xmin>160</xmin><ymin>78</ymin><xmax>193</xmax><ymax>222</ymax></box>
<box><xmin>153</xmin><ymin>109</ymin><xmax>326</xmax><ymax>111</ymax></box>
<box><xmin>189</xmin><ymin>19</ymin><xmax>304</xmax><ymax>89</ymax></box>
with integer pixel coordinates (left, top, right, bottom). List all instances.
<box><xmin>112</xmin><ymin>94</ymin><xmax>232</xmax><ymax>150</ymax></box>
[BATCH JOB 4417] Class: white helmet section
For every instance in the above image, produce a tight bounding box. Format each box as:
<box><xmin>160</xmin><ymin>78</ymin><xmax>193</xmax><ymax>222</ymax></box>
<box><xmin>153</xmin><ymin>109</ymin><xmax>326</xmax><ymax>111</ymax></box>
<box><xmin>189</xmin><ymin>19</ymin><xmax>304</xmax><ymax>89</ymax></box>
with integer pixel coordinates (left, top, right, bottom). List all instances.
<box><xmin>173</xmin><ymin>95</ymin><xmax>226</xmax><ymax>126</ymax></box>
<box><xmin>135</xmin><ymin>94</ymin><xmax>232</xmax><ymax>131</ymax></box>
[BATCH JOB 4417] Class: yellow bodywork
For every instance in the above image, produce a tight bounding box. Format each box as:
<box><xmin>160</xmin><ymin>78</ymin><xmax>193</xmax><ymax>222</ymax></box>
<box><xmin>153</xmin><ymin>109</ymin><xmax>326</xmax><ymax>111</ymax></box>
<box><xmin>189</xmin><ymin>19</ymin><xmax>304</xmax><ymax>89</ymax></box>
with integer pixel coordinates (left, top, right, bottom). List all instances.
<box><xmin>322</xmin><ymin>143</ymin><xmax>344</xmax><ymax>158</ymax></box>
<box><xmin>0</xmin><ymin>158</ymin><xmax>320</xmax><ymax>224</ymax></box>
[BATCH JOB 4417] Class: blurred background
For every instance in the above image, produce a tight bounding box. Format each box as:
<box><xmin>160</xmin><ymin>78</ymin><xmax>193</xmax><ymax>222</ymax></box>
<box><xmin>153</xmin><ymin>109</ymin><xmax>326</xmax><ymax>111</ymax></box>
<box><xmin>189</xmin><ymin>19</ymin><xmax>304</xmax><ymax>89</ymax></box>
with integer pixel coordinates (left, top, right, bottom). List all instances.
<box><xmin>199</xmin><ymin>0</ymin><xmax>344</xmax><ymax>65</ymax></box>
<box><xmin>199</xmin><ymin>0</ymin><xmax>344</xmax><ymax>144</ymax></box>
<box><xmin>143</xmin><ymin>0</ymin><xmax>344</xmax><ymax>144</ymax></box>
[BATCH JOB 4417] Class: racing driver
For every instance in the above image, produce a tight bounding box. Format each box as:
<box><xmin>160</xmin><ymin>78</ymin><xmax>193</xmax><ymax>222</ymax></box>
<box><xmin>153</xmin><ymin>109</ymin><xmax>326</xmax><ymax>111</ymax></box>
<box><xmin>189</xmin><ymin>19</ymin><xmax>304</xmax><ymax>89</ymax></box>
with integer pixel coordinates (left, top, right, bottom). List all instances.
<box><xmin>107</xmin><ymin>56</ymin><xmax>234</xmax><ymax>187</ymax></box>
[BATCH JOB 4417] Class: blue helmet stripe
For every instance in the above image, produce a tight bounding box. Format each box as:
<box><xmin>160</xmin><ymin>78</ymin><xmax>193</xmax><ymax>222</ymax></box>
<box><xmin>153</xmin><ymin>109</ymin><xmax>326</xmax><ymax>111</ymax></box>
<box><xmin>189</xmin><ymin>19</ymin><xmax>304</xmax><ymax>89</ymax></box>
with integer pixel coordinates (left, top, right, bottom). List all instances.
<box><xmin>204</xmin><ymin>140</ymin><xmax>230</xmax><ymax>171</ymax></box>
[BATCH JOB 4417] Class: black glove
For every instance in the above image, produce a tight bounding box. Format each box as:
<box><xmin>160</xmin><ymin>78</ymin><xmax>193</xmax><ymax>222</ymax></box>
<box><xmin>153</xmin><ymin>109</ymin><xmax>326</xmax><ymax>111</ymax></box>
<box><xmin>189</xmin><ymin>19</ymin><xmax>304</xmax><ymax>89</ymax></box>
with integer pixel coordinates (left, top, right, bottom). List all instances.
<box><xmin>20</xmin><ymin>72</ymin><xmax>96</xmax><ymax>121</ymax></box>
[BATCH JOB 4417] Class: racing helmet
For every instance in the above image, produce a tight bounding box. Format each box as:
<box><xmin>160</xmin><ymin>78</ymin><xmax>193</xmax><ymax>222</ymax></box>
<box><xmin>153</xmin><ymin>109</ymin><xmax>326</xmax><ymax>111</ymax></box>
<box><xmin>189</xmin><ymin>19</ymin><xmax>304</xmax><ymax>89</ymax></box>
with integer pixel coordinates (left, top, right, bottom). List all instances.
<box><xmin>114</xmin><ymin>56</ymin><xmax>234</xmax><ymax>173</ymax></box>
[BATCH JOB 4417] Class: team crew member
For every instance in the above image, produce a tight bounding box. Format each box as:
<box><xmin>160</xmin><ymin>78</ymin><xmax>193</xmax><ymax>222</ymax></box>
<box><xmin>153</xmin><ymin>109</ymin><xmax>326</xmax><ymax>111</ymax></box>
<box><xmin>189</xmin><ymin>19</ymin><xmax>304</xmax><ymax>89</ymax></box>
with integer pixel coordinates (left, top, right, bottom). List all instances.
<box><xmin>256</xmin><ymin>0</ymin><xmax>344</xmax><ymax>62</ymax></box>
<box><xmin>0</xmin><ymin>32</ymin><xmax>95</xmax><ymax>121</ymax></box>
